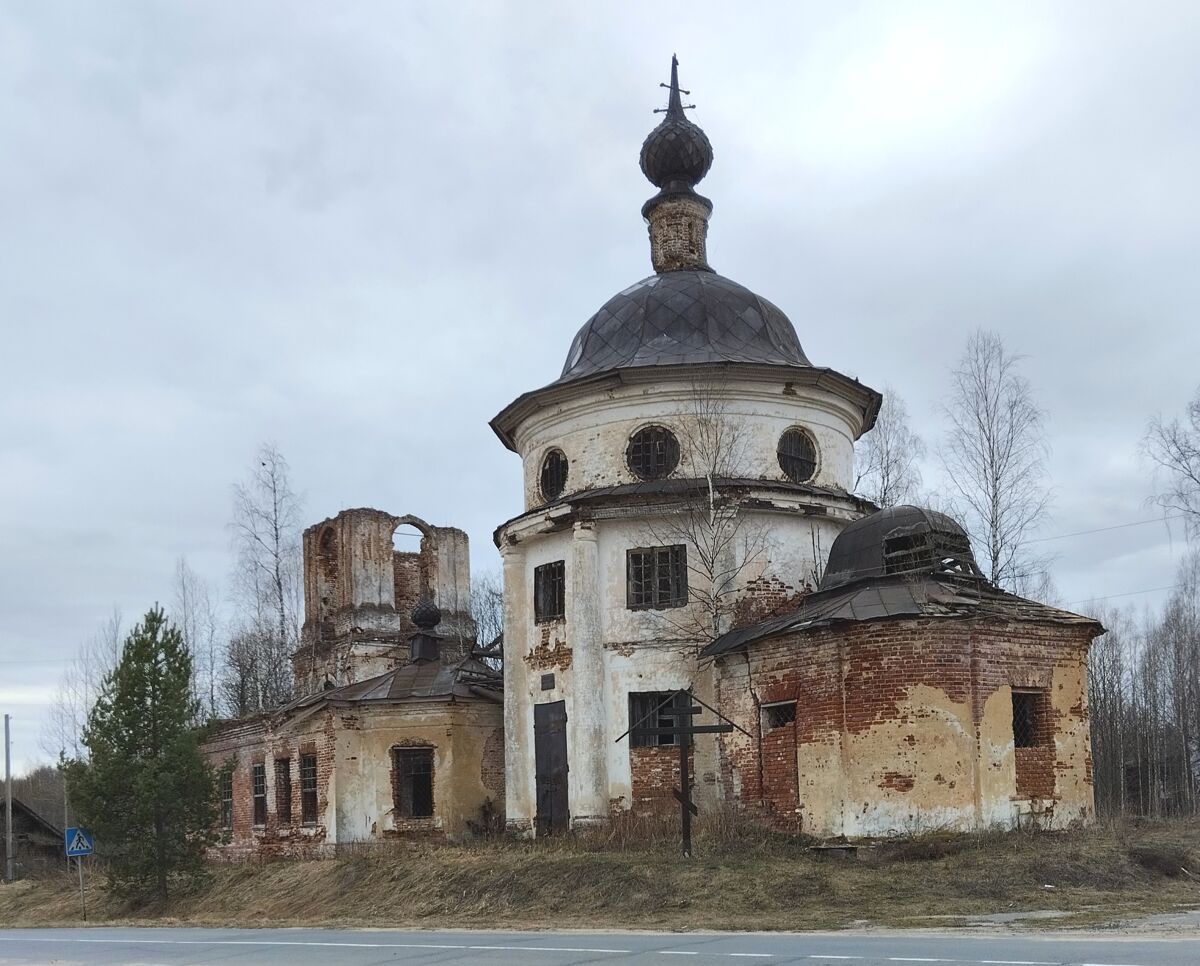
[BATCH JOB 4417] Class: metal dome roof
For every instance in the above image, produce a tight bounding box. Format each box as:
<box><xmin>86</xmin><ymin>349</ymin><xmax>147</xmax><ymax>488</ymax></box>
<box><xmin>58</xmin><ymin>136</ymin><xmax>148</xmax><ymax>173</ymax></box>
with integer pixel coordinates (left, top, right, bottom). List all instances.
<box><xmin>559</xmin><ymin>270</ymin><xmax>810</xmax><ymax>383</ymax></box>
<box><xmin>820</xmin><ymin>505</ymin><xmax>982</xmax><ymax>591</ymax></box>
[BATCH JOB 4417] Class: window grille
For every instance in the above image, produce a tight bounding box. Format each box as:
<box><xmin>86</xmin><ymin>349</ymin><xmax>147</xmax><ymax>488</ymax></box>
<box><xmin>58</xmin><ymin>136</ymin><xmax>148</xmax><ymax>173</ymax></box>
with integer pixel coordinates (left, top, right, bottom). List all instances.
<box><xmin>629</xmin><ymin>691</ymin><xmax>687</xmax><ymax>747</ymax></box>
<box><xmin>762</xmin><ymin>701</ymin><xmax>797</xmax><ymax>730</ymax></box>
<box><xmin>275</xmin><ymin>758</ymin><xmax>292</xmax><ymax>825</ymax></box>
<box><xmin>251</xmin><ymin>763</ymin><xmax>267</xmax><ymax>827</ymax></box>
<box><xmin>627</xmin><ymin>545</ymin><xmax>688</xmax><ymax>610</ymax></box>
<box><xmin>534</xmin><ymin>560</ymin><xmax>566</xmax><ymax>622</ymax></box>
<box><xmin>219</xmin><ymin>772</ymin><xmax>233</xmax><ymax>831</ymax></box>
<box><xmin>300</xmin><ymin>753</ymin><xmax>319</xmax><ymax>825</ymax></box>
<box><xmin>393</xmin><ymin>748</ymin><xmax>435</xmax><ymax>818</ymax></box>
<box><xmin>626</xmin><ymin>425</ymin><xmax>680</xmax><ymax>480</ymax></box>
<box><xmin>1012</xmin><ymin>691</ymin><xmax>1046</xmax><ymax>748</ymax></box>
<box><xmin>777</xmin><ymin>428</ymin><xmax>817</xmax><ymax>483</ymax></box>
<box><xmin>540</xmin><ymin>449</ymin><xmax>569</xmax><ymax>500</ymax></box>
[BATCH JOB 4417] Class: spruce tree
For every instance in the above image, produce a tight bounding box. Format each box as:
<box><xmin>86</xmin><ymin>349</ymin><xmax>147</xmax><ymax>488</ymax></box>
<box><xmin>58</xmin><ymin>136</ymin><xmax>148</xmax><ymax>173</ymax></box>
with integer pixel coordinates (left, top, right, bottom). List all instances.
<box><xmin>66</xmin><ymin>606</ymin><xmax>215</xmax><ymax>901</ymax></box>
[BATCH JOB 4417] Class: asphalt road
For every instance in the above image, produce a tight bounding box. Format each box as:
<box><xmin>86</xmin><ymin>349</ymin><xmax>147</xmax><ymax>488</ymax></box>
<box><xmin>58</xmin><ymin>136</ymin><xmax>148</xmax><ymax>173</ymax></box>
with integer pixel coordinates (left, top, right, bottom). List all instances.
<box><xmin>0</xmin><ymin>927</ymin><xmax>1198</xmax><ymax>966</ymax></box>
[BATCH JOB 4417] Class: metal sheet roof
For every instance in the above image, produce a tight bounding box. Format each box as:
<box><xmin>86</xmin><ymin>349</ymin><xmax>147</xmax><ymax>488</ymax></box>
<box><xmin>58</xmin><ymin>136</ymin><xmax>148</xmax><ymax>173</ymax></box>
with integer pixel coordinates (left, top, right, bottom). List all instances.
<box><xmin>558</xmin><ymin>271</ymin><xmax>810</xmax><ymax>384</ymax></box>
<box><xmin>701</xmin><ymin>575</ymin><xmax>1103</xmax><ymax>658</ymax></box>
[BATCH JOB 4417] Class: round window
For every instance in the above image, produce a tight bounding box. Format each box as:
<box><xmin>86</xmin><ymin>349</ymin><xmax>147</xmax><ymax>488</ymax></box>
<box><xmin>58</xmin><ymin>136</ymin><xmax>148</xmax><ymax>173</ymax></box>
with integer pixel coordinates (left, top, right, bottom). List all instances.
<box><xmin>778</xmin><ymin>428</ymin><xmax>818</xmax><ymax>483</ymax></box>
<box><xmin>626</xmin><ymin>425</ymin><xmax>680</xmax><ymax>481</ymax></box>
<box><xmin>539</xmin><ymin>449</ymin><xmax>569</xmax><ymax>501</ymax></box>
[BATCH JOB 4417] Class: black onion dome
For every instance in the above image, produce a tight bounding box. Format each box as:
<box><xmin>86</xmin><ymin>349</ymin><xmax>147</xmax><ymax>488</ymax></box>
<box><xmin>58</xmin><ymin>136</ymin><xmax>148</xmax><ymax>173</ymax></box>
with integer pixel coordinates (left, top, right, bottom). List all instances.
<box><xmin>820</xmin><ymin>506</ymin><xmax>982</xmax><ymax>591</ymax></box>
<box><xmin>639</xmin><ymin>55</ymin><xmax>713</xmax><ymax>193</ymax></box>
<box><xmin>559</xmin><ymin>271</ymin><xmax>810</xmax><ymax>382</ymax></box>
<box><xmin>411</xmin><ymin>598</ymin><xmax>441</xmax><ymax>630</ymax></box>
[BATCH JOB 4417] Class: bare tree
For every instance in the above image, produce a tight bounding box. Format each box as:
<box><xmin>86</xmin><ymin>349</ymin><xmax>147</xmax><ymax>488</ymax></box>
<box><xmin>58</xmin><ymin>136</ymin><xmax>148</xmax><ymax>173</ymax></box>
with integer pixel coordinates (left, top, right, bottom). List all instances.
<box><xmin>41</xmin><ymin>609</ymin><xmax>123</xmax><ymax>761</ymax></box>
<box><xmin>1145</xmin><ymin>386</ymin><xmax>1200</xmax><ymax>539</ymax></box>
<box><xmin>939</xmin><ymin>329</ymin><xmax>1049</xmax><ymax>589</ymax></box>
<box><xmin>642</xmin><ymin>379</ymin><xmax>774</xmax><ymax>645</ymax></box>
<box><xmin>171</xmin><ymin>557</ymin><xmax>221</xmax><ymax>722</ymax></box>
<box><xmin>854</xmin><ymin>386</ymin><xmax>925</xmax><ymax>507</ymax></box>
<box><xmin>470</xmin><ymin>570</ymin><xmax>505</xmax><ymax>648</ymax></box>
<box><xmin>227</xmin><ymin>443</ymin><xmax>302</xmax><ymax>712</ymax></box>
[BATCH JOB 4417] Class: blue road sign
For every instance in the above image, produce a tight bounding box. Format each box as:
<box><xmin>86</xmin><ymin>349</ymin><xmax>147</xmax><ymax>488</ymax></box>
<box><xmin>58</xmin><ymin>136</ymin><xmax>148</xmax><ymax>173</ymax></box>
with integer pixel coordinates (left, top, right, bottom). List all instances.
<box><xmin>65</xmin><ymin>827</ymin><xmax>94</xmax><ymax>857</ymax></box>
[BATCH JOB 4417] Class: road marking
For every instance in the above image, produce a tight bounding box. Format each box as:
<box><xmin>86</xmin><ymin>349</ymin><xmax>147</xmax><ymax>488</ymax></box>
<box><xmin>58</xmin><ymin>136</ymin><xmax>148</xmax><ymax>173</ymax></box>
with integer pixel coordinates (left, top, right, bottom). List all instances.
<box><xmin>889</xmin><ymin>960</ymin><xmax>957</xmax><ymax>963</ymax></box>
<box><xmin>729</xmin><ymin>955</ymin><xmax>773</xmax><ymax>959</ymax></box>
<box><xmin>467</xmin><ymin>945</ymin><xmax>632</xmax><ymax>953</ymax></box>
<box><xmin>978</xmin><ymin>961</ymin><xmax>1058</xmax><ymax>965</ymax></box>
<box><xmin>1079</xmin><ymin>962</ymin><xmax>1148</xmax><ymax>966</ymax></box>
<box><xmin>659</xmin><ymin>952</ymin><xmax>700</xmax><ymax>956</ymax></box>
<box><xmin>812</xmin><ymin>957</ymin><xmax>863</xmax><ymax>961</ymax></box>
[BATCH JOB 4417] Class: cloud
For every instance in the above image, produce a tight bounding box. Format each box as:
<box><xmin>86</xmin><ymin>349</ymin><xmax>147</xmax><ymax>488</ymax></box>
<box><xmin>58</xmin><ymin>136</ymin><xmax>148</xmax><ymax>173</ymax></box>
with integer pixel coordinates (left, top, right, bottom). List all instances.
<box><xmin>1</xmin><ymin>1</ymin><xmax>1197</xmax><ymax>765</ymax></box>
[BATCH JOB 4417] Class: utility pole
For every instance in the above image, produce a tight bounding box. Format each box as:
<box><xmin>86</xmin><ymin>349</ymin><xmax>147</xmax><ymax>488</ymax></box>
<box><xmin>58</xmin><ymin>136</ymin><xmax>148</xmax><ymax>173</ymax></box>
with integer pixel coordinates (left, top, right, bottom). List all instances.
<box><xmin>4</xmin><ymin>714</ymin><xmax>14</xmax><ymax>883</ymax></box>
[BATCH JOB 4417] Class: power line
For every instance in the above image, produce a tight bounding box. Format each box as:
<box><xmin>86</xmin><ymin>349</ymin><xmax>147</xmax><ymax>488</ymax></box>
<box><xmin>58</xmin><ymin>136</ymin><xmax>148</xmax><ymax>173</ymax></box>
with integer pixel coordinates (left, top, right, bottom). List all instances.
<box><xmin>1028</xmin><ymin>514</ymin><xmax>1186</xmax><ymax>544</ymax></box>
<box><xmin>1067</xmin><ymin>585</ymin><xmax>1177</xmax><ymax>607</ymax></box>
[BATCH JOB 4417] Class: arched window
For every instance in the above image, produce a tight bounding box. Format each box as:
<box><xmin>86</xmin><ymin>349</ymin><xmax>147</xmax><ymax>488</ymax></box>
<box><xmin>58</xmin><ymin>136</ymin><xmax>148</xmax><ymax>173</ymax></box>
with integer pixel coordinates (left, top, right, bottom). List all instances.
<box><xmin>626</xmin><ymin>425</ymin><xmax>680</xmax><ymax>481</ymax></box>
<box><xmin>316</xmin><ymin>527</ymin><xmax>339</xmax><ymax>619</ymax></box>
<box><xmin>540</xmin><ymin>449</ymin><xmax>569</xmax><ymax>501</ymax></box>
<box><xmin>777</xmin><ymin>428</ymin><xmax>818</xmax><ymax>483</ymax></box>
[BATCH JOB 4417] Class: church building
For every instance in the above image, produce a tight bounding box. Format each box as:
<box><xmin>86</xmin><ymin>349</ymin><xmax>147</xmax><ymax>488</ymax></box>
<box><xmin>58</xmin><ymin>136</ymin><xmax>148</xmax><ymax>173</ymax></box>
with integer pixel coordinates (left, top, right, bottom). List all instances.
<box><xmin>491</xmin><ymin>59</ymin><xmax>1101</xmax><ymax>837</ymax></box>
<box><xmin>203</xmin><ymin>508</ymin><xmax>503</xmax><ymax>856</ymax></box>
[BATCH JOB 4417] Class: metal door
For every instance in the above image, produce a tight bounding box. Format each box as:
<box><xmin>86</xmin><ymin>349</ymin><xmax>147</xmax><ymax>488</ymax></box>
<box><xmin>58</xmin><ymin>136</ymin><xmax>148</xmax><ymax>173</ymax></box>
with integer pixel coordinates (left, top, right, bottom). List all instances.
<box><xmin>534</xmin><ymin>700</ymin><xmax>569</xmax><ymax>835</ymax></box>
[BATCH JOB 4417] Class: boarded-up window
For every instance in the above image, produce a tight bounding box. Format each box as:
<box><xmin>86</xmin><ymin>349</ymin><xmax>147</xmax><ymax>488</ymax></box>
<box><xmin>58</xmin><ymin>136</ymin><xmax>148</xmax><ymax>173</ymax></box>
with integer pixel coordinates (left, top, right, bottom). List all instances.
<box><xmin>300</xmin><ymin>753</ymin><xmax>318</xmax><ymax>825</ymax></box>
<box><xmin>251</xmin><ymin>763</ymin><xmax>267</xmax><ymax>827</ymax></box>
<box><xmin>627</xmin><ymin>546</ymin><xmax>687</xmax><ymax>610</ymax></box>
<box><xmin>393</xmin><ymin>748</ymin><xmax>434</xmax><ymax>818</ymax></box>
<box><xmin>629</xmin><ymin>691</ymin><xmax>686</xmax><ymax>748</ymax></box>
<box><xmin>275</xmin><ymin>758</ymin><xmax>292</xmax><ymax>825</ymax></box>
<box><xmin>534</xmin><ymin>560</ymin><xmax>566</xmax><ymax>623</ymax></box>
<box><xmin>219</xmin><ymin>772</ymin><xmax>233</xmax><ymax>831</ymax></box>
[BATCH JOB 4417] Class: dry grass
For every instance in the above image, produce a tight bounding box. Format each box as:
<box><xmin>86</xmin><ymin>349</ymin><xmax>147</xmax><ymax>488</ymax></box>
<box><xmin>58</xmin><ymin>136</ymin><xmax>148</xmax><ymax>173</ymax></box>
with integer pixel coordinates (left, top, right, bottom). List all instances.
<box><xmin>3</xmin><ymin>815</ymin><xmax>1199</xmax><ymax>933</ymax></box>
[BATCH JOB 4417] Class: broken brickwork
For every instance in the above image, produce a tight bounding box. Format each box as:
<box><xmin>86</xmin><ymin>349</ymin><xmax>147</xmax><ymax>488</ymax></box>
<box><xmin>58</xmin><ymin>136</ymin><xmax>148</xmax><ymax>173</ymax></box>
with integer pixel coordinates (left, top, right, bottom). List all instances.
<box><xmin>711</xmin><ymin>616</ymin><xmax>1096</xmax><ymax>837</ymax></box>
<box><xmin>295</xmin><ymin>509</ymin><xmax>475</xmax><ymax>692</ymax></box>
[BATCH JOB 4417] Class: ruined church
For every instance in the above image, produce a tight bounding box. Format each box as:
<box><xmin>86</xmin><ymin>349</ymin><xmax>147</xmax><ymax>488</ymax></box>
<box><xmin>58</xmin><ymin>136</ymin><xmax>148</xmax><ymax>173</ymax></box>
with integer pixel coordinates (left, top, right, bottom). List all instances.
<box><xmin>206</xmin><ymin>59</ymin><xmax>1100</xmax><ymax>853</ymax></box>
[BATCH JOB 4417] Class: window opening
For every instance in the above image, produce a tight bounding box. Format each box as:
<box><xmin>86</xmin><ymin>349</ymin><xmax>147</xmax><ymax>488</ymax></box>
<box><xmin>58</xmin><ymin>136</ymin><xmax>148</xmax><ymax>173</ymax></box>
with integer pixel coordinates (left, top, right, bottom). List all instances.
<box><xmin>762</xmin><ymin>701</ymin><xmax>797</xmax><ymax>730</ymax></box>
<box><xmin>251</xmin><ymin>763</ymin><xmax>267</xmax><ymax>827</ymax></box>
<box><xmin>627</xmin><ymin>425</ymin><xmax>680</xmax><ymax>481</ymax></box>
<box><xmin>777</xmin><ymin>428</ymin><xmax>817</xmax><ymax>483</ymax></box>
<box><xmin>219</xmin><ymin>772</ymin><xmax>233</xmax><ymax>831</ymax></box>
<box><xmin>393</xmin><ymin>747</ymin><xmax>434</xmax><ymax>819</ymax></box>
<box><xmin>627</xmin><ymin>545</ymin><xmax>688</xmax><ymax>609</ymax></box>
<box><xmin>883</xmin><ymin>529</ymin><xmax>978</xmax><ymax>579</ymax></box>
<box><xmin>300</xmin><ymin>753</ymin><xmax>319</xmax><ymax>825</ymax></box>
<box><xmin>275</xmin><ymin>758</ymin><xmax>292</xmax><ymax>825</ymax></box>
<box><xmin>540</xmin><ymin>449</ymin><xmax>569</xmax><ymax>501</ymax></box>
<box><xmin>534</xmin><ymin>560</ymin><xmax>566</xmax><ymax>622</ymax></box>
<box><xmin>1012</xmin><ymin>690</ymin><xmax>1046</xmax><ymax>748</ymax></box>
<box><xmin>629</xmin><ymin>691</ymin><xmax>687</xmax><ymax>747</ymax></box>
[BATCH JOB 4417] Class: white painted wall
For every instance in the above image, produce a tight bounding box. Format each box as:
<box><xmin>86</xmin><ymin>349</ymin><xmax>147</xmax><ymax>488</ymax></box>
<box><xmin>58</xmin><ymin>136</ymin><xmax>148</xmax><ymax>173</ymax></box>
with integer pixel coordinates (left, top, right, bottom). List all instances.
<box><xmin>499</xmin><ymin>365</ymin><xmax>872</xmax><ymax>831</ymax></box>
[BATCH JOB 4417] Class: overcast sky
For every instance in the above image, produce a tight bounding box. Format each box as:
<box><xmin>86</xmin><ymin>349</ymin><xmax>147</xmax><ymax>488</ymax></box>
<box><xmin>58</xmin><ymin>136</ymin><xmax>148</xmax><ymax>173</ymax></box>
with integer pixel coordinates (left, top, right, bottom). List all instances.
<box><xmin>2</xmin><ymin>2</ymin><xmax>1198</xmax><ymax>772</ymax></box>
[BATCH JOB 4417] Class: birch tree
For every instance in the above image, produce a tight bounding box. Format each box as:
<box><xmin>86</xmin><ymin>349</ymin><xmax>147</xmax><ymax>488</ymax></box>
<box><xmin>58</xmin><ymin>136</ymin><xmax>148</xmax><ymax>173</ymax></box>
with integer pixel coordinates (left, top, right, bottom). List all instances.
<box><xmin>642</xmin><ymin>379</ymin><xmax>773</xmax><ymax>645</ymax></box>
<box><xmin>854</xmin><ymin>386</ymin><xmax>925</xmax><ymax>508</ymax></box>
<box><xmin>1145</xmin><ymin>386</ymin><xmax>1200</xmax><ymax>539</ymax></box>
<box><xmin>939</xmin><ymin>330</ymin><xmax>1049</xmax><ymax>589</ymax></box>
<box><xmin>226</xmin><ymin>443</ymin><xmax>302</xmax><ymax>712</ymax></box>
<box><xmin>171</xmin><ymin>557</ymin><xmax>221</xmax><ymax>722</ymax></box>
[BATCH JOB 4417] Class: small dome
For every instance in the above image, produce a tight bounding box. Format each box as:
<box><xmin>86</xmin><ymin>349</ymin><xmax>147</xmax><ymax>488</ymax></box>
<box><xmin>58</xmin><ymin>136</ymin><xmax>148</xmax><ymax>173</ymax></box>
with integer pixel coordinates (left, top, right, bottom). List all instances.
<box><xmin>639</xmin><ymin>55</ymin><xmax>713</xmax><ymax>194</ymax></box>
<box><xmin>560</xmin><ymin>271</ymin><xmax>810</xmax><ymax>383</ymax></box>
<box><xmin>411</xmin><ymin>598</ymin><xmax>442</xmax><ymax>630</ymax></box>
<box><xmin>820</xmin><ymin>506</ymin><xmax>981</xmax><ymax>591</ymax></box>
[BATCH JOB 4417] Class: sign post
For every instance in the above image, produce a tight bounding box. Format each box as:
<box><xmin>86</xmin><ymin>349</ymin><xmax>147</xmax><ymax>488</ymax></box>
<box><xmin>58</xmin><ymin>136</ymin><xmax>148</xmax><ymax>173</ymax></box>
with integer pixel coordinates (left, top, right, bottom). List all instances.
<box><xmin>3</xmin><ymin>715</ymin><xmax>13</xmax><ymax>884</ymax></box>
<box><xmin>65</xmin><ymin>827</ymin><xmax>94</xmax><ymax>920</ymax></box>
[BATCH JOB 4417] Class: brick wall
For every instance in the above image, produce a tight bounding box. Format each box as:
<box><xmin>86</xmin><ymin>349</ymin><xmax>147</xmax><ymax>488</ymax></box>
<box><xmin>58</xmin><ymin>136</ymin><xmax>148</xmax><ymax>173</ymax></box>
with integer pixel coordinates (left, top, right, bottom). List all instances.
<box><xmin>713</xmin><ymin>615</ymin><xmax>1096</xmax><ymax>837</ymax></box>
<box><xmin>629</xmin><ymin>744</ymin><xmax>694</xmax><ymax>816</ymax></box>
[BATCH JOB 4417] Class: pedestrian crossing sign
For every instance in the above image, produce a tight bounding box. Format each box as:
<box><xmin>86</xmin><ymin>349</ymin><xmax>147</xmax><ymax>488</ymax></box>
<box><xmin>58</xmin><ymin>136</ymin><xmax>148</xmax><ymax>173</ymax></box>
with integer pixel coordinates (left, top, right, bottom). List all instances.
<box><xmin>65</xmin><ymin>827</ymin><xmax>94</xmax><ymax>857</ymax></box>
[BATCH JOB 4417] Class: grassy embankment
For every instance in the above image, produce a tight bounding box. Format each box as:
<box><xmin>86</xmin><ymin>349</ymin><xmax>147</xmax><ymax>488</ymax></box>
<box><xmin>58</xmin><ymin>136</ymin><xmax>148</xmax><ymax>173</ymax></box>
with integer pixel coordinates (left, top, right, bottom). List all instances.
<box><xmin>2</xmin><ymin>815</ymin><xmax>1198</xmax><ymax>932</ymax></box>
